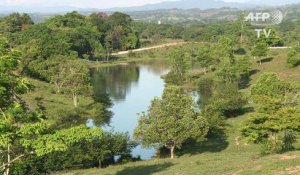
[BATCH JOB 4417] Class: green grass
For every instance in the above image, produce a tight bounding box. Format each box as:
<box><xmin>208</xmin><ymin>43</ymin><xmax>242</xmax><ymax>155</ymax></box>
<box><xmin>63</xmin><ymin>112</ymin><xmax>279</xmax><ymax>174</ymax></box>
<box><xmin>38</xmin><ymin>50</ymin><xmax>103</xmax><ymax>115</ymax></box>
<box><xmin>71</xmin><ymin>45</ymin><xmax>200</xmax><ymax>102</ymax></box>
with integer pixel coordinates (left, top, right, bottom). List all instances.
<box><xmin>59</xmin><ymin>154</ymin><xmax>300</xmax><ymax>175</ymax></box>
<box><xmin>250</xmin><ymin>49</ymin><xmax>300</xmax><ymax>83</ymax></box>
<box><xmin>56</xmin><ymin>48</ymin><xmax>300</xmax><ymax>175</ymax></box>
<box><xmin>58</xmin><ymin>114</ymin><xmax>300</xmax><ymax>175</ymax></box>
<box><xmin>21</xmin><ymin>78</ymin><xmax>97</xmax><ymax>125</ymax></box>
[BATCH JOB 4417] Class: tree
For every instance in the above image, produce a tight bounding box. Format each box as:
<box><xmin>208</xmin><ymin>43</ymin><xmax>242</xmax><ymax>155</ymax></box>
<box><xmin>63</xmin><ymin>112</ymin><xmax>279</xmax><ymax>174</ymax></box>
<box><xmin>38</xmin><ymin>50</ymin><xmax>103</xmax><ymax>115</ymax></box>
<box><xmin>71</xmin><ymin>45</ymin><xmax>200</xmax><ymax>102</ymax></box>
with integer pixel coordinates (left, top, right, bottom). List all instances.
<box><xmin>216</xmin><ymin>55</ymin><xmax>252</xmax><ymax>86</ymax></box>
<box><xmin>251</xmin><ymin>40</ymin><xmax>269</xmax><ymax>65</ymax></box>
<box><xmin>123</xmin><ymin>33</ymin><xmax>139</xmax><ymax>50</ymax></box>
<box><xmin>197</xmin><ymin>45</ymin><xmax>214</xmax><ymax>73</ymax></box>
<box><xmin>0</xmin><ymin>38</ymin><xmax>103</xmax><ymax>175</ymax></box>
<box><xmin>0</xmin><ymin>108</ymin><xmax>102</xmax><ymax>175</ymax></box>
<box><xmin>0</xmin><ymin>13</ymin><xmax>33</xmax><ymax>34</ymax></box>
<box><xmin>110</xmin><ymin>25</ymin><xmax>124</xmax><ymax>51</ymax></box>
<box><xmin>28</xmin><ymin>131</ymin><xmax>131</xmax><ymax>173</ymax></box>
<box><xmin>0</xmin><ymin>38</ymin><xmax>26</xmax><ymax>108</ymax></box>
<box><xmin>108</xmin><ymin>12</ymin><xmax>132</xmax><ymax>28</ymax></box>
<box><xmin>83</xmin><ymin>132</ymin><xmax>135</xmax><ymax>168</ymax></box>
<box><xmin>287</xmin><ymin>45</ymin><xmax>300</xmax><ymax>68</ymax></box>
<box><xmin>32</xmin><ymin>55</ymin><xmax>70</xmax><ymax>93</ymax></box>
<box><xmin>134</xmin><ymin>86</ymin><xmax>209</xmax><ymax>159</ymax></box>
<box><xmin>258</xmin><ymin>29</ymin><xmax>283</xmax><ymax>47</ymax></box>
<box><xmin>200</xmin><ymin>82</ymin><xmax>247</xmax><ymax>135</ymax></box>
<box><xmin>209</xmin><ymin>82</ymin><xmax>247</xmax><ymax>117</ymax></box>
<box><xmin>164</xmin><ymin>47</ymin><xmax>190</xmax><ymax>85</ymax></box>
<box><xmin>242</xmin><ymin>73</ymin><xmax>300</xmax><ymax>154</ymax></box>
<box><xmin>63</xmin><ymin>61</ymin><xmax>91</xmax><ymax>107</ymax></box>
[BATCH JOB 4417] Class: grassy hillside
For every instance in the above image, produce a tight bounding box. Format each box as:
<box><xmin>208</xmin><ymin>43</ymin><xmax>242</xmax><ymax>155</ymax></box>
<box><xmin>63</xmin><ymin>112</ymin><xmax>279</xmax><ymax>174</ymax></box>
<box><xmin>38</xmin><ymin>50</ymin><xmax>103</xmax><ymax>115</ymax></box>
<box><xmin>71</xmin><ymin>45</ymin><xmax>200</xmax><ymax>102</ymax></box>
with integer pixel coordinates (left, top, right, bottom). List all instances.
<box><xmin>58</xmin><ymin>115</ymin><xmax>300</xmax><ymax>175</ymax></box>
<box><xmin>57</xmin><ymin>48</ymin><xmax>300</xmax><ymax>175</ymax></box>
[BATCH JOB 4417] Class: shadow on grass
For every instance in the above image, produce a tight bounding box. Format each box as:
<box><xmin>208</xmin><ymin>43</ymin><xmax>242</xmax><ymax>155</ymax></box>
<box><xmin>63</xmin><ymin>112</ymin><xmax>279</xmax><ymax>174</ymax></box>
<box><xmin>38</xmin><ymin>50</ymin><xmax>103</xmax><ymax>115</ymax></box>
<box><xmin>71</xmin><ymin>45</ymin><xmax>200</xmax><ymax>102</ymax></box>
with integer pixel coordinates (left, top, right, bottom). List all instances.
<box><xmin>257</xmin><ymin>57</ymin><xmax>273</xmax><ymax>64</ymax></box>
<box><xmin>239</xmin><ymin>69</ymin><xmax>260</xmax><ymax>89</ymax></box>
<box><xmin>225</xmin><ymin>106</ymin><xmax>255</xmax><ymax>118</ymax></box>
<box><xmin>176</xmin><ymin>133</ymin><xmax>229</xmax><ymax>157</ymax></box>
<box><xmin>116</xmin><ymin>162</ymin><xmax>174</xmax><ymax>175</ymax></box>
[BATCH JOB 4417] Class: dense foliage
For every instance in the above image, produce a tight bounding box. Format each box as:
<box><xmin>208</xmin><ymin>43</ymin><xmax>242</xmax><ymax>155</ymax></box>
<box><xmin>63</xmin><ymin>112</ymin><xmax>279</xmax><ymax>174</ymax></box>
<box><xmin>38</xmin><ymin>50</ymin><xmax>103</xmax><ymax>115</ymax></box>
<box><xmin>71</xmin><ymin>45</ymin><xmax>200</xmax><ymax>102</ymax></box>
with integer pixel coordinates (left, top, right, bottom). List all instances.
<box><xmin>242</xmin><ymin>73</ymin><xmax>300</xmax><ymax>154</ymax></box>
<box><xmin>287</xmin><ymin>45</ymin><xmax>300</xmax><ymax>68</ymax></box>
<box><xmin>0</xmin><ymin>38</ymin><xmax>106</xmax><ymax>175</ymax></box>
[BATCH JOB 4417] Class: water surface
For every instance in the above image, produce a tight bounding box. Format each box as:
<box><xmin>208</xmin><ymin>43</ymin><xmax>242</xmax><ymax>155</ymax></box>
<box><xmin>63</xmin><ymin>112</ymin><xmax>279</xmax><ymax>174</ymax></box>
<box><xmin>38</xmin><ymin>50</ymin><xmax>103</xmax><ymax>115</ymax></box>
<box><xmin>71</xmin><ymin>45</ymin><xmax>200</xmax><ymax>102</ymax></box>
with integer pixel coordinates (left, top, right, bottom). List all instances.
<box><xmin>92</xmin><ymin>62</ymin><xmax>168</xmax><ymax>160</ymax></box>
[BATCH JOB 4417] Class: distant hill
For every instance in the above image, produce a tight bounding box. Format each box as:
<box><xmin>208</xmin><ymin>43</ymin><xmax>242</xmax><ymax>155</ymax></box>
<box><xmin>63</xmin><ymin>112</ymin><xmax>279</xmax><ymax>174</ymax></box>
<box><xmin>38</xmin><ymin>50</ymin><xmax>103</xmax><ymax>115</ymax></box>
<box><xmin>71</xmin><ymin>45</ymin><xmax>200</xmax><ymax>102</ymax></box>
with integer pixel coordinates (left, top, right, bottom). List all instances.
<box><xmin>108</xmin><ymin>0</ymin><xmax>300</xmax><ymax>11</ymax></box>
<box><xmin>126</xmin><ymin>3</ymin><xmax>300</xmax><ymax>25</ymax></box>
<box><xmin>1</xmin><ymin>0</ymin><xmax>300</xmax><ymax>24</ymax></box>
<box><xmin>127</xmin><ymin>8</ymin><xmax>242</xmax><ymax>24</ymax></box>
<box><xmin>250</xmin><ymin>0</ymin><xmax>300</xmax><ymax>6</ymax></box>
<box><xmin>108</xmin><ymin>0</ymin><xmax>248</xmax><ymax>11</ymax></box>
<box><xmin>0</xmin><ymin>6</ymin><xmax>98</xmax><ymax>14</ymax></box>
<box><xmin>2</xmin><ymin>0</ymin><xmax>300</xmax><ymax>14</ymax></box>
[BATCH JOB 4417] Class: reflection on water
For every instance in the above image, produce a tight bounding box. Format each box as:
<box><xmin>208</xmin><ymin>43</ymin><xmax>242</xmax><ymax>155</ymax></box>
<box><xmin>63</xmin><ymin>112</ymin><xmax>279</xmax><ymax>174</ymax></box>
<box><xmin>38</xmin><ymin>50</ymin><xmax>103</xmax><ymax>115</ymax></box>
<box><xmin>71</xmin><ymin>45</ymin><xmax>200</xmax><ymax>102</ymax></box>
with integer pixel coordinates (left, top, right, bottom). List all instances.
<box><xmin>91</xmin><ymin>62</ymin><xmax>169</xmax><ymax>160</ymax></box>
<box><xmin>91</xmin><ymin>65</ymin><xmax>140</xmax><ymax>102</ymax></box>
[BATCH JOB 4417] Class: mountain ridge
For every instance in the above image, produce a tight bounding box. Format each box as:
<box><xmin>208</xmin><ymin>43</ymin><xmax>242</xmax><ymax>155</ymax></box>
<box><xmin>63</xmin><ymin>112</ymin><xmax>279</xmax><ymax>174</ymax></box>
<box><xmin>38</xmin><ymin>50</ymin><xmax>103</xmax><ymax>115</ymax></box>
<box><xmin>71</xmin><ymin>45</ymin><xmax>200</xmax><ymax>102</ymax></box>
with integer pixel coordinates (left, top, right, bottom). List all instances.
<box><xmin>1</xmin><ymin>0</ymin><xmax>300</xmax><ymax>14</ymax></box>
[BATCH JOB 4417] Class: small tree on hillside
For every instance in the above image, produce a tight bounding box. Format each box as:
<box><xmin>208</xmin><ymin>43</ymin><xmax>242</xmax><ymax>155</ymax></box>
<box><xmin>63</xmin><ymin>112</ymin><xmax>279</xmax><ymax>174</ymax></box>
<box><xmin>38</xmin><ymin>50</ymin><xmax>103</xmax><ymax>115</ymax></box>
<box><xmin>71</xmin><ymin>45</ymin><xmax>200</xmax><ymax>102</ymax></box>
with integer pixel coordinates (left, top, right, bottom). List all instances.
<box><xmin>287</xmin><ymin>45</ymin><xmax>300</xmax><ymax>68</ymax></box>
<box><xmin>64</xmin><ymin>61</ymin><xmax>91</xmax><ymax>107</ymax></box>
<box><xmin>134</xmin><ymin>86</ymin><xmax>209</xmax><ymax>159</ymax></box>
<box><xmin>251</xmin><ymin>40</ymin><xmax>269</xmax><ymax>65</ymax></box>
<box><xmin>197</xmin><ymin>46</ymin><xmax>214</xmax><ymax>73</ymax></box>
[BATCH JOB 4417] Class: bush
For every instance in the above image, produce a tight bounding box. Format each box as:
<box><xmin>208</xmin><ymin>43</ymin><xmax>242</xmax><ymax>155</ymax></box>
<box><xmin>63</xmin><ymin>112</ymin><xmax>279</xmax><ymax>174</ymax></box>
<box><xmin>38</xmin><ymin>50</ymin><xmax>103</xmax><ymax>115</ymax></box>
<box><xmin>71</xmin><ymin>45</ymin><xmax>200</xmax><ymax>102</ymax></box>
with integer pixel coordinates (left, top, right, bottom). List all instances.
<box><xmin>287</xmin><ymin>45</ymin><xmax>300</xmax><ymax>68</ymax></box>
<box><xmin>260</xmin><ymin>131</ymin><xmax>296</xmax><ymax>155</ymax></box>
<box><xmin>287</xmin><ymin>56</ymin><xmax>300</xmax><ymax>68</ymax></box>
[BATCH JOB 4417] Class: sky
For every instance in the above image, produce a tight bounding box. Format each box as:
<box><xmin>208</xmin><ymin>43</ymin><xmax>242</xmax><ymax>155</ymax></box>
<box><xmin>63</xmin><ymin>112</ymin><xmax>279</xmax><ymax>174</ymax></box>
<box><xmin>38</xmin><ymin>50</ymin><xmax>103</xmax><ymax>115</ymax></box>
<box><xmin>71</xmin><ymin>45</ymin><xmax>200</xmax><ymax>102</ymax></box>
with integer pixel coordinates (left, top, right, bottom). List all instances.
<box><xmin>1</xmin><ymin>0</ymin><xmax>249</xmax><ymax>8</ymax></box>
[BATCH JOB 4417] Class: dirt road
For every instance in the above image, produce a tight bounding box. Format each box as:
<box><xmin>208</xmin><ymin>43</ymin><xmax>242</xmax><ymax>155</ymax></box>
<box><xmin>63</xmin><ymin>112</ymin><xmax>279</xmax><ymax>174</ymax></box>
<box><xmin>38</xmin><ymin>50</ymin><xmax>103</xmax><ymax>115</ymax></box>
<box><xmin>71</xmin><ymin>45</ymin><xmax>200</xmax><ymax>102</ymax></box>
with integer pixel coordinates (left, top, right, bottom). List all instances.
<box><xmin>111</xmin><ymin>41</ymin><xmax>191</xmax><ymax>56</ymax></box>
<box><xmin>111</xmin><ymin>42</ymin><xmax>290</xmax><ymax>56</ymax></box>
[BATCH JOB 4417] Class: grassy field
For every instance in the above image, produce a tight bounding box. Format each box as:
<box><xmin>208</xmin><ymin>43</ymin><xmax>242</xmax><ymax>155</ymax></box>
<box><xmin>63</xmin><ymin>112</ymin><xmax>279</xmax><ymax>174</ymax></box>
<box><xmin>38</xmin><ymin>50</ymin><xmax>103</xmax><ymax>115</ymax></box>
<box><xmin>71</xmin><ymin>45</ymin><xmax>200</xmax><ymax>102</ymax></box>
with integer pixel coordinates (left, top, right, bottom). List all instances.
<box><xmin>250</xmin><ymin>49</ymin><xmax>300</xmax><ymax>83</ymax></box>
<box><xmin>58</xmin><ymin>114</ymin><xmax>300</xmax><ymax>175</ymax></box>
<box><xmin>55</xmin><ymin>48</ymin><xmax>300</xmax><ymax>175</ymax></box>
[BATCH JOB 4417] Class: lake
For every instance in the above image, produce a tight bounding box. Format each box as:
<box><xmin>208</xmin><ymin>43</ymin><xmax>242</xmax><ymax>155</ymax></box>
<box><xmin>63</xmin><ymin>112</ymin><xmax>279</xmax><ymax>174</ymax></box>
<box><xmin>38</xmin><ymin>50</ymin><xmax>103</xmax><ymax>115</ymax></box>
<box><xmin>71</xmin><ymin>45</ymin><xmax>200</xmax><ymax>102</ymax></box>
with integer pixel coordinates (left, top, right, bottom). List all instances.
<box><xmin>91</xmin><ymin>61</ymin><xmax>169</xmax><ymax>160</ymax></box>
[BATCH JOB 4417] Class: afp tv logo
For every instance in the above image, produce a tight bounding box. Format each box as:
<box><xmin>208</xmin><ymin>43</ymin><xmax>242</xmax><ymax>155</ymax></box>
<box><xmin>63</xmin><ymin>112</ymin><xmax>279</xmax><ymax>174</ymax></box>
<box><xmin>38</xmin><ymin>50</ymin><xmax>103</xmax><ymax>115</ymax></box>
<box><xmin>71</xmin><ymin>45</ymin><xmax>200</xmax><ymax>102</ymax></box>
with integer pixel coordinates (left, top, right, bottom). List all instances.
<box><xmin>245</xmin><ymin>10</ymin><xmax>283</xmax><ymax>26</ymax></box>
<box><xmin>244</xmin><ymin>10</ymin><xmax>283</xmax><ymax>38</ymax></box>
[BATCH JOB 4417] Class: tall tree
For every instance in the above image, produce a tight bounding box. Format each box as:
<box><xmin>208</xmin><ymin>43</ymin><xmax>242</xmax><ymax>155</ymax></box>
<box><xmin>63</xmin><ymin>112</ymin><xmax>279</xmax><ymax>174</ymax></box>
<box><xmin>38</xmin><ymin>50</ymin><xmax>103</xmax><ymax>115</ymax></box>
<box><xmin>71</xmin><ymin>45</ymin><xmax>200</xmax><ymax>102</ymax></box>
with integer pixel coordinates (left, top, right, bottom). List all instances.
<box><xmin>165</xmin><ymin>47</ymin><xmax>190</xmax><ymax>85</ymax></box>
<box><xmin>134</xmin><ymin>86</ymin><xmax>209</xmax><ymax>159</ymax></box>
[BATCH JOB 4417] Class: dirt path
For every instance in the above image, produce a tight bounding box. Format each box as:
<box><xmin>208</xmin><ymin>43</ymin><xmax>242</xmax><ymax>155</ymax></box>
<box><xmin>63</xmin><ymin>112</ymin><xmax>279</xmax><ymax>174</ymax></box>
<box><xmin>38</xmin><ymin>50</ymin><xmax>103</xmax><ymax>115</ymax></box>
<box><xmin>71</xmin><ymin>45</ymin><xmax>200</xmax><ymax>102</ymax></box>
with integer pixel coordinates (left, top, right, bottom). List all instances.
<box><xmin>111</xmin><ymin>41</ymin><xmax>193</xmax><ymax>56</ymax></box>
<box><xmin>111</xmin><ymin>42</ymin><xmax>290</xmax><ymax>56</ymax></box>
<box><xmin>269</xmin><ymin>46</ymin><xmax>291</xmax><ymax>49</ymax></box>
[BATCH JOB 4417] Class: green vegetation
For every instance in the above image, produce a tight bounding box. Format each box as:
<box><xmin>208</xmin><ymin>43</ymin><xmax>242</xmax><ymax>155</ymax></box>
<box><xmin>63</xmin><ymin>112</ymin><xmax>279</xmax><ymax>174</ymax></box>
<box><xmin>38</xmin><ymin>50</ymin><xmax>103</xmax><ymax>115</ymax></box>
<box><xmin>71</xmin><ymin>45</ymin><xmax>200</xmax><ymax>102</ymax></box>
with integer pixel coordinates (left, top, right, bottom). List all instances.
<box><xmin>0</xmin><ymin>5</ymin><xmax>299</xmax><ymax>175</ymax></box>
<box><xmin>252</xmin><ymin>40</ymin><xmax>269</xmax><ymax>65</ymax></box>
<box><xmin>288</xmin><ymin>45</ymin><xmax>300</xmax><ymax>68</ymax></box>
<box><xmin>0</xmin><ymin>12</ymin><xmax>137</xmax><ymax>174</ymax></box>
<box><xmin>134</xmin><ymin>86</ymin><xmax>208</xmax><ymax>159</ymax></box>
<box><xmin>242</xmin><ymin>73</ymin><xmax>300</xmax><ymax>154</ymax></box>
<box><xmin>0</xmin><ymin>38</ymin><xmax>103</xmax><ymax>175</ymax></box>
<box><xmin>59</xmin><ymin>46</ymin><xmax>299</xmax><ymax>174</ymax></box>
